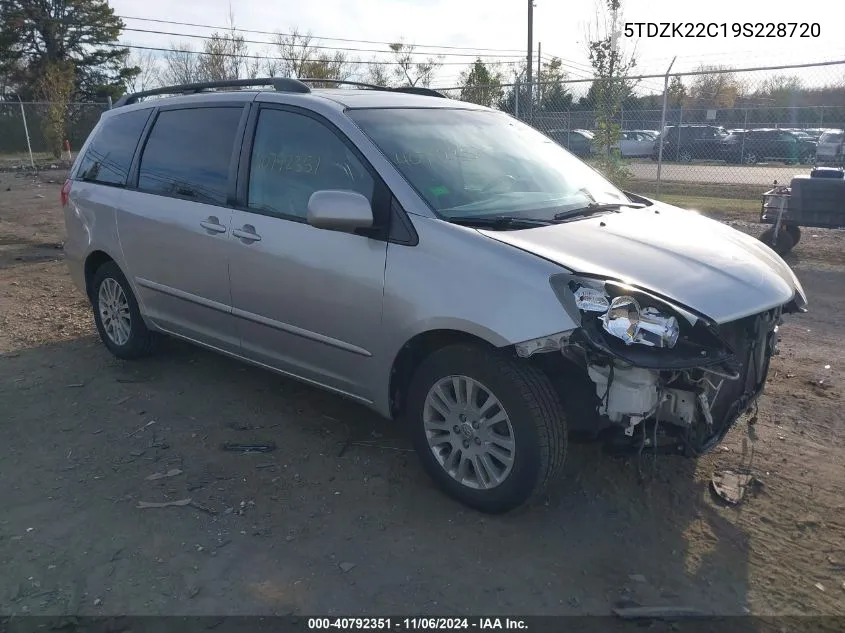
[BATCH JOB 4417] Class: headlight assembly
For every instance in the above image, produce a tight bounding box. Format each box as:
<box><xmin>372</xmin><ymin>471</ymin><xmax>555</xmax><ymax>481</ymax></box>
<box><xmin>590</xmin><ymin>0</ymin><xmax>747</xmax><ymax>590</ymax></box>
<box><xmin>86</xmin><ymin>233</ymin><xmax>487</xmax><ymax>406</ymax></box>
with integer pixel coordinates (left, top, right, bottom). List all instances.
<box><xmin>567</xmin><ymin>278</ymin><xmax>683</xmax><ymax>349</ymax></box>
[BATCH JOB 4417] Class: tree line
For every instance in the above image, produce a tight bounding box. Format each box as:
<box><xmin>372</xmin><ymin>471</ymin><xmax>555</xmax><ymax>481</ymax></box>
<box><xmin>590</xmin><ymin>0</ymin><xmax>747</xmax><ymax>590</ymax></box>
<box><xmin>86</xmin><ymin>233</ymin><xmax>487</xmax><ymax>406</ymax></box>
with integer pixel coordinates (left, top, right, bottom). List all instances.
<box><xmin>2</xmin><ymin>1</ymin><xmax>840</xmax><ymax>161</ymax></box>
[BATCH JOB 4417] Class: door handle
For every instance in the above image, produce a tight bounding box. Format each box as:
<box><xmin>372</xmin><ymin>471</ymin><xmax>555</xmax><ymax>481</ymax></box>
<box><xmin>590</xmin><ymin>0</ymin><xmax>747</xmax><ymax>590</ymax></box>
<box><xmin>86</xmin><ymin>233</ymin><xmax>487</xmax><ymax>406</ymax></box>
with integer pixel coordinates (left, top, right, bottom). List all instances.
<box><xmin>200</xmin><ymin>216</ymin><xmax>227</xmax><ymax>234</ymax></box>
<box><xmin>233</xmin><ymin>225</ymin><xmax>262</xmax><ymax>243</ymax></box>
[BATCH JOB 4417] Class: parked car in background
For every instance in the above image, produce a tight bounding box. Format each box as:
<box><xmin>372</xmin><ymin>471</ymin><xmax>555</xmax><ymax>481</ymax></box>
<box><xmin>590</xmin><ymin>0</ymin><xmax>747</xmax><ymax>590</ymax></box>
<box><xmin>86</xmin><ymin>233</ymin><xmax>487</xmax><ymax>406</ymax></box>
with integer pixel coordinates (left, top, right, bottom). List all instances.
<box><xmin>803</xmin><ymin>128</ymin><xmax>828</xmax><ymax>141</ymax></box>
<box><xmin>815</xmin><ymin>129</ymin><xmax>844</xmax><ymax>165</ymax></box>
<box><xmin>546</xmin><ymin>128</ymin><xmax>594</xmax><ymax>157</ymax></box>
<box><xmin>651</xmin><ymin>125</ymin><xmax>728</xmax><ymax>162</ymax></box>
<box><xmin>609</xmin><ymin>130</ymin><xmax>656</xmax><ymax>158</ymax></box>
<box><xmin>721</xmin><ymin>128</ymin><xmax>816</xmax><ymax>164</ymax></box>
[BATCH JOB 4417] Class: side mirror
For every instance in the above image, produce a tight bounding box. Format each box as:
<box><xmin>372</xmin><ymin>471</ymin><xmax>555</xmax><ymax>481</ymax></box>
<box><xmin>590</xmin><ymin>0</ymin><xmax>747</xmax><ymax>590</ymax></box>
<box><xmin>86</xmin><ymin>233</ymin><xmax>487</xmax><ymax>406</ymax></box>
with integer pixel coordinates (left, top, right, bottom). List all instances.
<box><xmin>307</xmin><ymin>190</ymin><xmax>374</xmax><ymax>233</ymax></box>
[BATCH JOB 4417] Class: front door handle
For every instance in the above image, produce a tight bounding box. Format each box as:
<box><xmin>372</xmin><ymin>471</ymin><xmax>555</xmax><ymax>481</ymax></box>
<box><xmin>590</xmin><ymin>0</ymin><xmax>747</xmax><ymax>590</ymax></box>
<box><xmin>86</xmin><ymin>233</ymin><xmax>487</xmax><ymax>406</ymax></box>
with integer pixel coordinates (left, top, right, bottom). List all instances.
<box><xmin>200</xmin><ymin>216</ymin><xmax>227</xmax><ymax>234</ymax></box>
<box><xmin>233</xmin><ymin>225</ymin><xmax>262</xmax><ymax>243</ymax></box>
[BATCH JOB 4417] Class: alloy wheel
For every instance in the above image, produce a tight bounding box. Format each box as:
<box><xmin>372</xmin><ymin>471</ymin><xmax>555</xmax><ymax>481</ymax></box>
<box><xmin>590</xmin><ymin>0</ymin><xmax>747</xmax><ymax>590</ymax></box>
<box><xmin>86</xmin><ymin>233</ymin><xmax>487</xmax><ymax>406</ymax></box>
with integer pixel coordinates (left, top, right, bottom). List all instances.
<box><xmin>422</xmin><ymin>375</ymin><xmax>516</xmax><ymax>490</ymax></box>
<box><xmin>98</xmin><ymin>277</ymin><xmax>131</xmax><ymax>346</ymax></box>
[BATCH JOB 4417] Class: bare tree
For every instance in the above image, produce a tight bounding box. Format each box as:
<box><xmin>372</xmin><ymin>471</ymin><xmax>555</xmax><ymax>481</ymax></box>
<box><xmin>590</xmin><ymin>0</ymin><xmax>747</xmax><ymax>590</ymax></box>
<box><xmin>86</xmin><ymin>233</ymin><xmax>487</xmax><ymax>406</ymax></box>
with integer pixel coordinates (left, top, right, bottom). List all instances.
<box><xmin>275</xmin><ymin>28</ymin><xmax>316</xmax><ymax>78</ymax></box>
<box><xmin>197</xmin><ymin>10</ymin><xmax>257</xmax><ymax>82</ymax></box>
<box><xmin>161</xmin><ymin>43</ymin><xmax>200</xmax><ymax>85</ymax></box>
<box><xmin>363</xmin><ymin>58</ymin><xmax>393</xmax><ymax>86</ymax></box>
<box><xmin>388</xmin><ymin>41</ymin><xmax>442</xmax><ymax>87</ymax></box>
<box><xmin>299</xmin><ymin>51</ymin><xmax>355</xmax><ymax>87</ymax></box>
<box><xmin>687</xmin><ymin>65</ymin><xmax>744</xmax><ymax>108</ymax></box>
<box><xmin>123</xmin><ymin>49</ymin><xmax>160</xmax><ymax>93</ymax></box>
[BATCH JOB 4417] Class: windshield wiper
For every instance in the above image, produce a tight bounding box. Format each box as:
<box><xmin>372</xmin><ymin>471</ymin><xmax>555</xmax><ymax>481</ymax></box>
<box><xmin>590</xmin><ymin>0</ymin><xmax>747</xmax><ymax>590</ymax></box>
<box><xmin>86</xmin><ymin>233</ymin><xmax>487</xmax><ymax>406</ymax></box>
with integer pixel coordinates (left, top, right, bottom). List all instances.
<box><xmin>553</xmin><ymin>201</ymin><xmax>645</xmax><ymax>221</ymax></box>
<box><xmin>448</xmin><ymin>215</ymin><xmax>555</xmax><ymax>229</ymax></box>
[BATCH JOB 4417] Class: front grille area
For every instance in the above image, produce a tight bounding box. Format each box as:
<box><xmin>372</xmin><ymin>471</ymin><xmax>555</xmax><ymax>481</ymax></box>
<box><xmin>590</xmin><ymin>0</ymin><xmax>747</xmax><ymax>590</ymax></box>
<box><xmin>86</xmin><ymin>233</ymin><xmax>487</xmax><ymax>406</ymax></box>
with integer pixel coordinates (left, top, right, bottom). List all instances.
<box><xmin>693</xmin><ymin>308</ymin><xmax>780</xmax><ymax>452</ymax></box>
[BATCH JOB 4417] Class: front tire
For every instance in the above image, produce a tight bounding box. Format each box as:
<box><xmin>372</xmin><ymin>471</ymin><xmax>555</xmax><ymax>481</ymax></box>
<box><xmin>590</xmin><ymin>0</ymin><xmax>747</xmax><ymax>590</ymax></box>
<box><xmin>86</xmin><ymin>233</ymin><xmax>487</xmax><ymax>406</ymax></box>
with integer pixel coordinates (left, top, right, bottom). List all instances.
<box><xmin>405</xmin><ymin>343</ymin><xmax>567</xmax><ymax>514</ymax></box>
<box><xmin>90</xmin><ymin>261</ymin><xmax>154</xmax><ymax>359</ymax></box>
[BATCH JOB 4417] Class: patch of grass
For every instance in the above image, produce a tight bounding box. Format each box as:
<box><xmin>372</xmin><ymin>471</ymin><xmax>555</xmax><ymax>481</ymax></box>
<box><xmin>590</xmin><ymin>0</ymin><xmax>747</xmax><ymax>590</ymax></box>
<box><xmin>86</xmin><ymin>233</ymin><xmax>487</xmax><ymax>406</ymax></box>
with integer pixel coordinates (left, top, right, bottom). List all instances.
<box><xmin>631</xmin><ymin>180</ymin><xmax>764</xmax><ymax>201</ymax></box>
<box><xmin>657</xmin><ymin>195</ymin><xmax>760</xmax><ymax>222</ymax></box>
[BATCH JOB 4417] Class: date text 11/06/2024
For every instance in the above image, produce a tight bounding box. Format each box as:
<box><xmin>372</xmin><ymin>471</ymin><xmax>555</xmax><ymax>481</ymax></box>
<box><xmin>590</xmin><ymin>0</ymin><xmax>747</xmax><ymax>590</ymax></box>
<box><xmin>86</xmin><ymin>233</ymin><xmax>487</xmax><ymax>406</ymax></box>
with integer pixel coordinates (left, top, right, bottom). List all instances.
<box><xmin>624</xmin><ymin>22</ymin><xmax>820</xmax><ymax>38</ymax></box>
<box><xmin>307</xmin><ymin>618</ymin><xmax>528</xmax><ymax>631</ymax></box>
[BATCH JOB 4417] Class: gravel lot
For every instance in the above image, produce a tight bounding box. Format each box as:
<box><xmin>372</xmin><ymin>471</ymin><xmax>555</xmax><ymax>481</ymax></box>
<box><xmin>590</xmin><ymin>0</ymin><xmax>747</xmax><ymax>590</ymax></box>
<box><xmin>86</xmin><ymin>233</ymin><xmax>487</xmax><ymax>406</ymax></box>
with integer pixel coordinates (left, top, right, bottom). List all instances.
<box><xmin>1</xmin><ymin>170</ymin><xmax>844</xmax><ymax>618</ymax></box>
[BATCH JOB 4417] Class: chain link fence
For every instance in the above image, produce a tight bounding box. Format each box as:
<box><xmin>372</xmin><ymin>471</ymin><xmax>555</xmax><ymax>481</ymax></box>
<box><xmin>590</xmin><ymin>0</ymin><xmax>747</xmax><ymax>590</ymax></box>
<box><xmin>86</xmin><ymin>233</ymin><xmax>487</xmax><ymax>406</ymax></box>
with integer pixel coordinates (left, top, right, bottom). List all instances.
<box><xmin>2</xmin><ymin>60</ymin><xmax>843</xmax><ymax>215</ymax></box>
<box><xmin>435</xmin><ymin>60</ymin><xmax>845</xmax><ymax>209</ymax></box>
<box><xmin>0</xmin><ymin>101</ymin><xmax>109</xmax><ymax>170</ymax></box>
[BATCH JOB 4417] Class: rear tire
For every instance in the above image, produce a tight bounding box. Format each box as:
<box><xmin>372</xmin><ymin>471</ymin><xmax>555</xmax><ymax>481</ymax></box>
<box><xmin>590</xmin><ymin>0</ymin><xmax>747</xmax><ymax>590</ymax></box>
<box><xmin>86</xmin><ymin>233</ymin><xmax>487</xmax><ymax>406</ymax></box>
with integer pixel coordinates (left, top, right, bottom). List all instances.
<box><xmin>678</xmin><ymin>150</ymin><xmax>693</xmax><ymax>163</ymax></box>
<box><xmin>759</xmin><ymin>227</ymin><xmax>795</xmax><ymax>256</ymax></box>
<box><xmin>405</xmin><ymin>343</ymin><xmax>567</xmax><ymax>514</ymax></box>
<box><xmin>90</xmin><ymin>261</ymin><xmax>154</xmax><ymax>360</ymax></box>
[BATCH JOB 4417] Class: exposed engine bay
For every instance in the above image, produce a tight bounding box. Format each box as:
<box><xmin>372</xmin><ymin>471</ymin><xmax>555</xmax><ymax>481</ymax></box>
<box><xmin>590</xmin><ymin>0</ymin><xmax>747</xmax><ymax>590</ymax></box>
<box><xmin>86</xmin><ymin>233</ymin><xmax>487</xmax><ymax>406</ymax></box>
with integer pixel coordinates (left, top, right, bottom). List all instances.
<box><xmin>516</xmin><ymin>275</ymin><xmax>794</xmax><ymax>456</ymax></box>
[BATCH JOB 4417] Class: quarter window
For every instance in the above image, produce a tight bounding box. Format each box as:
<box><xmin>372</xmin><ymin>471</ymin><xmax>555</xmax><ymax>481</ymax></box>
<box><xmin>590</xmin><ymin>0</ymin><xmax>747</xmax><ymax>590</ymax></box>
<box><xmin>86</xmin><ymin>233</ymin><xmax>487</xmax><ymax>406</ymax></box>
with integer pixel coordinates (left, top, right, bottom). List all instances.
<box><xmin>138</xmin><ymin>107</ymin><xmax>243</xmax><ymax>206</ymax></box>
<box><xmin>247</xmin><ymin>109</ymin><xmax>374</xmax><ymax>219</ymax></box>
<box><xmin>76</xmin><ymin>109</ymin><xmax>151</xmax><ymax>186</ymax></box>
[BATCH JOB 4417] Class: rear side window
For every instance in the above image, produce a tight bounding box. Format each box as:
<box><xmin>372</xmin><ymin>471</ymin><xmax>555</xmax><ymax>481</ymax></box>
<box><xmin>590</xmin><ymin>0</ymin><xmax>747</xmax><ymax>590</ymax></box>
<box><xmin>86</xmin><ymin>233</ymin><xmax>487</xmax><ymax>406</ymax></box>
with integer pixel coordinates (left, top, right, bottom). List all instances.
<box><xmin>138</xmin><ymin>107</ymin><xmax>243</xmax><ymax>206</ymax></box>
<box><xmin>76</xmin><ymin>109</ymin><xmax>151</xmax><ymax>186</ymax></box>
<box><xmin>821</xmin><ymin>132</ymin><xmax>843</xmax><ymax>143</ymax></box>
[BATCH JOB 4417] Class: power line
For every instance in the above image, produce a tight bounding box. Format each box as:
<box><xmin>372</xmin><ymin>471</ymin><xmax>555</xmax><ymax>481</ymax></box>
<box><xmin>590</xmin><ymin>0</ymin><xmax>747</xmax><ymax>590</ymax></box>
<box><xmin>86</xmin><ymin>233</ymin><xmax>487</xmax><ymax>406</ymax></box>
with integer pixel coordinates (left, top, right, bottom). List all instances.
<box><xmin>113</xmin><ymin>42</ymin><xmax>523</xmax><ymax>67</ymax></box>
<box><xmin>117</xmin><ymin>15</ymin><xmax>527</xmax><ymax>54</ymax></box>
<box><xmin>121</xmin><ymin>26</ymin><xmax>525</xmax><ymax>59</ymax></box>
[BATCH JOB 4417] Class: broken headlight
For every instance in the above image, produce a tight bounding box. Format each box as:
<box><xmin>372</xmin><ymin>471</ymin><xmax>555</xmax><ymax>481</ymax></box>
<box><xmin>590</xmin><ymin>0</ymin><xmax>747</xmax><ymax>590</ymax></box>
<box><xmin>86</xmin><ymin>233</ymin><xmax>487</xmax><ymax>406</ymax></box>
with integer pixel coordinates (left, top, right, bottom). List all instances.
<box><xmin>571</xmin><ymin>281</ymin><xmax>681</xmax><ymax>349</ymax></box>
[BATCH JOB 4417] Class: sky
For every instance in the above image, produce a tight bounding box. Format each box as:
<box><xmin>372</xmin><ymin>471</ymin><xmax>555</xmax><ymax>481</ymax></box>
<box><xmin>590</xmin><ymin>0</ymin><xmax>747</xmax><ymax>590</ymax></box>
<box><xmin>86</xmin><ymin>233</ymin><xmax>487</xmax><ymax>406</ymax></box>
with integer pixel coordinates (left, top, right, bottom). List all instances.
<box><xmin>110</xmin><ymin>0</ymin><xmax>845</xmax><ymax>92</ymax></box>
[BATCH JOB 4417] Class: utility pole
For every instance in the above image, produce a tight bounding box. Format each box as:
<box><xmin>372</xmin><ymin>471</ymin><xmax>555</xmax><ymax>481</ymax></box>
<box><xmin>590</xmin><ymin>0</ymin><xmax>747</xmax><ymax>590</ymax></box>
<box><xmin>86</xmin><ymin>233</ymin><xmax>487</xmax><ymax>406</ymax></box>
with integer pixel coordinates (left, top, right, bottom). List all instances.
<box><xmin>526</xmin><ymin>0</ymin><xmax>534</xmax><ymax>121</ymax></box>
<box><xmin>537</xmin><ymin>42</ymin><xmax>542</xmax><ymax>108</ymax></box>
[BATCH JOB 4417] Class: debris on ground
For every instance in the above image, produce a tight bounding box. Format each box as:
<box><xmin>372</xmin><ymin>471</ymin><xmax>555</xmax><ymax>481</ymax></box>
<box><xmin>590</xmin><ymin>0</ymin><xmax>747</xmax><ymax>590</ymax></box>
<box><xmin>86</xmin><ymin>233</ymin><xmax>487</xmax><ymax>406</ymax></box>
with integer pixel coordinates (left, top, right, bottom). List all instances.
<box><xmin>710</xmin><ymin>470</ymin><xmax>757</xmax><ymax>505</ymax></box>
<box><xmin>126</xmin><ymin>420</ymin><xmax>156</xmax><ymax>438</ymax></box>
<box><xmin>221</xmin><ymin>442</ymin><xmax>276</xmax><ymax>453</ymax></box>
<box><xmin>613</xmin><ymin>606</ymin><xmax>707</xmax><ymax>620</ymax></box>
<box><xmin>338</xmin><ymin>562</ymin><xmax>356</xmax><ymax>573</ymax></box>
<box><xmin>815</xmin><ymin>582</ymin><xmax>826</xmax><ymax>592</ymax></box>
<box><xmin>227</xmin><ymin>421</ymin><xmax>264</xmax><ymax>431</ymax></box>
<box><xmin>137</xmin><ymin>498</ymin><xmax>192</xmax><ymax>509</ymax></box>
<box><xmin>145</xmin><ymin>468</ymin><xmax>183</xmax><ymax>481</ymax></box>
<box><xmin>189</xmin><ymin>501</ymin><xmax>215</xmax><ymax>514</ymax></box>
<box><xmin>628</xmin><ymin>574</ymin><xmax>647</xmax><ymax>583</ymax></box>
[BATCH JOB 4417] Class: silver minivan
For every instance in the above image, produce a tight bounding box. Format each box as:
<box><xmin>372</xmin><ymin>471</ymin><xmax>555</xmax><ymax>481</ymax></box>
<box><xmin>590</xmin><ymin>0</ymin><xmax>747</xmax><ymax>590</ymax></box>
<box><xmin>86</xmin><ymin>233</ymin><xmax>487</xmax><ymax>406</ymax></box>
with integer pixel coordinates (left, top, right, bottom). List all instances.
<box><xmin>63</xmin><ymin>78</ymin><xmax>807</xmax><ymax>513</ymax></box>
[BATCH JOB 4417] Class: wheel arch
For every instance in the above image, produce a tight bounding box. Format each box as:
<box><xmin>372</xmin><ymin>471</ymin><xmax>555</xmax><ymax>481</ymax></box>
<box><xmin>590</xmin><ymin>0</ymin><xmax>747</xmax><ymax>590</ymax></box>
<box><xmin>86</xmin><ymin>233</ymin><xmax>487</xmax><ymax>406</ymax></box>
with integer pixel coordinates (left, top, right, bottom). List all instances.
<box><xmin>388</xmin><ymin>328</ymin><xmax>504</xmax><ymax>419</ymax></box>
<box><xmin>84</xmin><ymin>250</ymin><xmax>117</xmax><ymax>299</ymax></box>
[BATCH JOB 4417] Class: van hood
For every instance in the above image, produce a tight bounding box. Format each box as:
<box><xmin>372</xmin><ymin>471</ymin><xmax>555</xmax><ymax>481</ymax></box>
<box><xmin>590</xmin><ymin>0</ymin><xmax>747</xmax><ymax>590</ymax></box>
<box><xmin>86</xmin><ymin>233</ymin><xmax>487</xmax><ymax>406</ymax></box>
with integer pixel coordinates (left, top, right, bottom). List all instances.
<box><xmin>479</xmin><ymin>202</ymin><xmax>805</xmax><ymax>324</ymax></box>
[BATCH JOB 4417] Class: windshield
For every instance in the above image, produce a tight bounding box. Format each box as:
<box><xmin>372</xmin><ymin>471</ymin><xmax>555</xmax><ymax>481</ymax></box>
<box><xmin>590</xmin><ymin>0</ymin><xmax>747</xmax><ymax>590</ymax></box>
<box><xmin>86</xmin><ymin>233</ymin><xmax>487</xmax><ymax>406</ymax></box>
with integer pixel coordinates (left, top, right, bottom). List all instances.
<box><xmin>348</xmin><ymin>108</ymin><xmax>628</xmax><ymax>220</ymax></box>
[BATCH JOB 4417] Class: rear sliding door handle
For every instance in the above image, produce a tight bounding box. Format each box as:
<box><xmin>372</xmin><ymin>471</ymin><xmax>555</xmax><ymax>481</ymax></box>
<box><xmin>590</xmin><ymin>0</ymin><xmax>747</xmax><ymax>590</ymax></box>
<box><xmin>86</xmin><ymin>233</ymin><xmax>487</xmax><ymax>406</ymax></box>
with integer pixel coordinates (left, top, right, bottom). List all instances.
<box><xmin>200</xmin><ymin>216</ymin><xmax>227</xmax><ymax>234</ymax></box>
<box><xmin>232</xmin><ymin>225</ymin><xmax>262</xmax><ymax>243</ymax></box>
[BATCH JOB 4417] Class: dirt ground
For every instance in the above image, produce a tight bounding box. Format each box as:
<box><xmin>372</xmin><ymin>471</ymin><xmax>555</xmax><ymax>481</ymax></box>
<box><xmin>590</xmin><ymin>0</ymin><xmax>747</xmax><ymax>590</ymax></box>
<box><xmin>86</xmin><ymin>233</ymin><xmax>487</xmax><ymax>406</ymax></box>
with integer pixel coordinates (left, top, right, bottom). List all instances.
<box><xmin>1</xmin><ymin>170</ymin><xmax>844</xmax><ymax>619</ymax></box>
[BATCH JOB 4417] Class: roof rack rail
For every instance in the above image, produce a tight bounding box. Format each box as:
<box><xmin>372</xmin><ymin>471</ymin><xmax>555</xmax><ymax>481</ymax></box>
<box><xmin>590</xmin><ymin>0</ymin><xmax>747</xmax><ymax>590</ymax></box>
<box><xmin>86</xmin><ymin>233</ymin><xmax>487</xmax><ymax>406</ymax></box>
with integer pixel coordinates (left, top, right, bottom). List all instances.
<box><xmin>296</xmin><ymin>79</ymin><xmax>446</xmax><ymax>98</ymax></box>
<box><xmin>297</xmin><ymin>78</ymin><xmax>383</xmax><ymax>90</ymax></box>
<box><xmin>113</xmin><ymin>76</ymin><xmax>448</xmax><ymax>108</ymax></box>
<box><xmin>389</xmin><ymin>86</ymin><xmax>447</xmax><ymax>98</ymax></box>
<box><xmin>113</xmin><ymin>77</ymin><xmax>311</xmax><ymax>107</ymax></box>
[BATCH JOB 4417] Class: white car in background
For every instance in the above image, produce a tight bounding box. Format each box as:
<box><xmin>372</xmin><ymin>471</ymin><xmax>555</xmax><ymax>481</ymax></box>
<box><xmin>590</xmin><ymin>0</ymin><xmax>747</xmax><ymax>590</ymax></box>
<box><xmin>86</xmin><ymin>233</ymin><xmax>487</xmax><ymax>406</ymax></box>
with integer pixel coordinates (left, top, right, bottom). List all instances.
<box><xmin>612</xmin><ymin>130</ymin><xmax>656</xmax><ymax>158</ymax></box>
<box><xmin>815</xmin><ymin>129</ymin><xmax>844</xmax><ymax>165</ymax></box>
